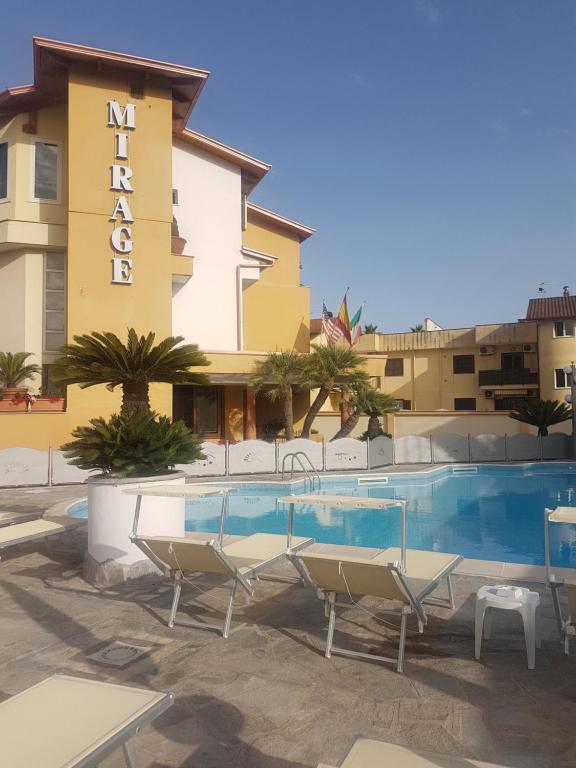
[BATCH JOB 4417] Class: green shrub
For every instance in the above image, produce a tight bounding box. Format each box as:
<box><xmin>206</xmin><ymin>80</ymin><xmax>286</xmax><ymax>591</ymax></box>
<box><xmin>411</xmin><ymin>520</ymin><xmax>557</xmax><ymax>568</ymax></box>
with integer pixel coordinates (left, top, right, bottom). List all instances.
<box><xmin>61</xmin><ymin>409</ymin><xmax>205</xmax><ymax>477</ymax></box>
<box><xmin>359</xmin><ymin>428</ymin><xmax>392</xmax><ymax>442</ymax></box>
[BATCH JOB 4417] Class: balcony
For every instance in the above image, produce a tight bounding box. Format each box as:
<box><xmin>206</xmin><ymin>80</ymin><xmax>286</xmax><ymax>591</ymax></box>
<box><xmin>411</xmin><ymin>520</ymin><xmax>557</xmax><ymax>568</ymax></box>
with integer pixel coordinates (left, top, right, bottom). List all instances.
<box><xmin>478</xmin><ymin>369</ymin><xmax>539</xmax><ymax>387</ymax></box>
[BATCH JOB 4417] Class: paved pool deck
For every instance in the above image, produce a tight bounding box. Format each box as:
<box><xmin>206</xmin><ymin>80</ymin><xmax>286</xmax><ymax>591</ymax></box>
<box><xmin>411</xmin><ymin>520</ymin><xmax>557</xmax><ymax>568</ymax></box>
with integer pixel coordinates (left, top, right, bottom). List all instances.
<box><xmin>0</xmin><ymin>482</ymin><xmax>576</xmax><ymax>767</ymax></box>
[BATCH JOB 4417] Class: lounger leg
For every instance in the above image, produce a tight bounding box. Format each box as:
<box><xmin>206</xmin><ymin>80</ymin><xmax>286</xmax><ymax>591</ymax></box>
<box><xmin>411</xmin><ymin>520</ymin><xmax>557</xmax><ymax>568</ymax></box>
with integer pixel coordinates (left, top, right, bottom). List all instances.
<box><xmin>289</xmin><ymin>554</ymin><xmax>314</xmax><ymax>586</ymax></box>
<box><xmin>326</xmin><ymin>592</ymin><xmax>337</xmax><ymax>658</ymax></box>
<box><xmin>447</xmin><ymin>575</ymin><xmax>455</xmax><ymax>610</ymax></box>
<box><xmin>397</xmin><ymin>609</ymin><xmax>409</xmax><ymax>673</ymax></box>
<box><xmin>550</xmin><ymin>582</ymin><xmax>564</xmax><ymax>638</ymax></box>
<box><xmin>222</xmin><ymin>581</ymin><xmax>237</xmax><ymax>639</ymax></box>
<box><xmin>167</xmin><ymin>572</ymin><xmax>183</xmax><ymax>629</ymax></box>
<box><xmin>122</xmin><ymin>740</ymin><xmax>137</xmax><ymax>768</ymax></box>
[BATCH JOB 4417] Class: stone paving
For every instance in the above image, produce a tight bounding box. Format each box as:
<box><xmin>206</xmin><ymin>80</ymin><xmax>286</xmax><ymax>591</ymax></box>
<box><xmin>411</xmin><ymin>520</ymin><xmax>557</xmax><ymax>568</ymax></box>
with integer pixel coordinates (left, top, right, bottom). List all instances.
<box><xmin>1</xmin><ymin>485</ymin><xmax>576</xmax><ymax>767</ymax></box>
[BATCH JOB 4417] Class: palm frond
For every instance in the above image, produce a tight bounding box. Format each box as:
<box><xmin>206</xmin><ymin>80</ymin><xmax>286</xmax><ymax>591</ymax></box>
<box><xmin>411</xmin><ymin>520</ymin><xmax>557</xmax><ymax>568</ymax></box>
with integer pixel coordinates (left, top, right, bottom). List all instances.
<box><xmin>0</xmin><ymin>352</ymin><xmax>41</xmax><ymax>388</ymax></box>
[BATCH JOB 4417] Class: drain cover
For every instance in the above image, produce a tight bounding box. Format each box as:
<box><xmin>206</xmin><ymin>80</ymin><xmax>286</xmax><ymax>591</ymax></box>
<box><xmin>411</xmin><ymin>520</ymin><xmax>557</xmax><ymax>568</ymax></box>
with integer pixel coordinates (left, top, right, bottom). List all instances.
<box><xmin>85</xmin><ymin>641</ymin><xmax>152</xmax><ymax>667</ymax></box>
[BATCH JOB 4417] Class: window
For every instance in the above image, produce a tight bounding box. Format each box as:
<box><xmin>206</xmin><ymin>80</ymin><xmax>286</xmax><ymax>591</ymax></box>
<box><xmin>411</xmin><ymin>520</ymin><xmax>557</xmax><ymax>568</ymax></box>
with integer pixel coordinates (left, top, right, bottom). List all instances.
<box><xmin>44</xmin><ymin>252</ymin><xmax>66</xmax><ymax>351</ymax></box>
<box><xmin>554</xmin><ymin>321</ymin><xmax>574</xmax><ymax>338</ymax></box>
<box><xmin>130</xmin><ymin>81</ymin><xmax>145</xmax><ymax>99</ymax></box>
<box><xmin>395</xmin><ymin>399</ymin><xmax>411</xmax><ymax>411</ymax></box>
<box><xmin>172</xmin><ymin>188</ymin><xmax>179</xmax><ymax>205</ymax></box>
<box><xmin>501</xmin><ymin>352</ymin><xmax>523</xmax><ymax>370</ymax></box>
<box><xmin>453</xmin><ymin>354</ymin><xmax>475</xmax><ymax>374</ymax></box>
<box><xmin>34</xmin><ymin>141</ymin><xmax>58</xmax><ymax>200</ymax></box>
<box><xmin>41</xmin><ymin>364</ymin><xmax>66</xmax><ymax>397</ymax></box>
<box><xmin>385</xmin><ymin>358</ymin><xmax>404</xmax><ymax>376</ymax></box>
<box><xmin>555</xmin><ymin>368</ymin><xmax>572</xmax><ymax>389</ymax></box>
<box><xmin>0</xmin><ymin>142</ymin><xmax>7</xmax><ymax>200</ymax></box>
<box><xmin>454</xmin><ymin>398</ymin><xmax>476</xmax><ymax>411</ymax></box>
<box><xmin>495</xmin><ymin>396</ymin><xmax>534</xmax><ymax>411</ymax></box>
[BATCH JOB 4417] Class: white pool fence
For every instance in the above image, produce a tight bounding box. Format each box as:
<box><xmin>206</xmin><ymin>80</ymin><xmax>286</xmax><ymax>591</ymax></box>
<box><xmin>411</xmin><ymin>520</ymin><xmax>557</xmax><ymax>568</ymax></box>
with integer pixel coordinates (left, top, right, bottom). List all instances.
<box><xmin>0</xmin><ymin>432</ymin><xmax>572</xmax><ymax>487</ymax></box>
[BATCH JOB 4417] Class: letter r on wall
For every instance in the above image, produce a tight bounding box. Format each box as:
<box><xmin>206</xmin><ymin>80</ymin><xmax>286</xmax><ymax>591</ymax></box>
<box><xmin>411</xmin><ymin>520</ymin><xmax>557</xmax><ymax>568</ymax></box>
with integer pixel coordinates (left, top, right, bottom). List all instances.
<box><xmin>111</xmin><ymin>165</ymin><xmax>133</xmax><ymax>192</ymax></box>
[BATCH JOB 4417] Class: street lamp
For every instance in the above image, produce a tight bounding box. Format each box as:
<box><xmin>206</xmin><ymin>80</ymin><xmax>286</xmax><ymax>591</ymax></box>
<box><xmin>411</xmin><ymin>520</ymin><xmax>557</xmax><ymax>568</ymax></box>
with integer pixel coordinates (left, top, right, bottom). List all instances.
<box><xmin>563</xmin><ymin>362</ymin><xmax>576</xmax><ymax>459</ymax></box>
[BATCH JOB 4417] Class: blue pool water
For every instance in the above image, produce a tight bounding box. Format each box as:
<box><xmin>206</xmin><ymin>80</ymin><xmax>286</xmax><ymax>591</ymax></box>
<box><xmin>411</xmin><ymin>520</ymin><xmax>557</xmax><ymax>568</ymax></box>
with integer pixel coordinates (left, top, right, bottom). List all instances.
<box><xmin>68</xmin><ymin>464</ymin><xmax>576</xmax><ymax>567</ymax></box>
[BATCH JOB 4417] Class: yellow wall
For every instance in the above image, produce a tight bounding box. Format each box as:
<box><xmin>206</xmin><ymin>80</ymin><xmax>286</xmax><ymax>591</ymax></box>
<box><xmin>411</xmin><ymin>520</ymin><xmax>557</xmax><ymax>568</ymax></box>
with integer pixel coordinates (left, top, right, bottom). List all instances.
<box><xmin>0</xmin><ymin>106</ymin><xmax>69</xmax><ymax>228</ymax></box>
<box><xmin>389</xmin><ymin>412</ymin><xmax>541</xmax><ymax>437</ymax></box>
<box><xmin>0</xmin><ymin>68</ymin><xmax>176</xmax><ymax>449</ymax></box>
<box><xmin>348</xmin><ymin>326</ymin><xmax>541</xmax><ymax>413</ymax></box>
<box><xmin>66</xmin><ymin>66</ymin><xmax>175</xmax><ymax>424</ymax></box>
<box><xmin>224</xmin><ymin>386</ymin><xmax>245</xmax><ymax>441</ymax></box>
<box><xmin>537</xmin><ymin>320</ymin><xmax>576</xmax><ymax>400</ymax></box>
<box><xmin>242</xmin><ymin>218</ymin><xmax>310</xmax><ymax>352</ymax></box>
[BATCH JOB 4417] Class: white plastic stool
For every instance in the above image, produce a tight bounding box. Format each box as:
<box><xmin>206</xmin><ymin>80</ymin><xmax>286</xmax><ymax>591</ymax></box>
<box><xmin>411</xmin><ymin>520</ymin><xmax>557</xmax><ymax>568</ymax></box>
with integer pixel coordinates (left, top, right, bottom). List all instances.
<box><xmin>475</xmin><ymin>584</ymin><xmax>540</xmax><ymax>669</ymax></box>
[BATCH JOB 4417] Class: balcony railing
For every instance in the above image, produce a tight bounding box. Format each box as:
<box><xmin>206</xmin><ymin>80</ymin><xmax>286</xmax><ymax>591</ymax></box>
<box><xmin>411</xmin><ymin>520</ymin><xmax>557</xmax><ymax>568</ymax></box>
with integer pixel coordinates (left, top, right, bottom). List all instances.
<box><xmin>478</xmin><ymin>369</ymin><xmax>539</xmax><ymax>387</ymax></box>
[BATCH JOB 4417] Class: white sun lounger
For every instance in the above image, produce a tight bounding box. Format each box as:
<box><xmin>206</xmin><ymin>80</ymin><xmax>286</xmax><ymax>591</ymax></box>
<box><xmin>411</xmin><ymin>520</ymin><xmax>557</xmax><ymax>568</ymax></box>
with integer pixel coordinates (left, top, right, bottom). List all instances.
<box><xmin>132</xmin><ymin>532</ymin><xmax>313</xmax><ymax>637</ymax></box>
<box><xmin>126</xmin><ymin>484</ymin><xmax>313</xmax><ymax>637</ymax></box>
<box><xmin>322</xmin><ymin>738</ymin><xmax>512</xmax><ymax>767</ymax></box>
<box><xmin>0</xmin><ymin>510</ymin><xmax>38</xmax><ymax>526</ymax></box>
<box><xmin>0</xmin><ymin>516</ymin><xmax>83</xmax><ymax>556</ymax></box>
<box><xmin>0</xmin><ymin>674</ymin><xmax>173</xmax><ymax>768</ymax></box>
<box><xmin>544</xmin><ymin>506</ymin><xmax>576</xmax><ymax>653</ymax></box>
<box><xmin>278</xmin><ymin>493</ymin><xmax>461</xmax><ymax>672</ymax></box>
<box><xmin>296</xmin><ymin>546</ymin><xmax>461</xmax><ymax>672</ymax></box>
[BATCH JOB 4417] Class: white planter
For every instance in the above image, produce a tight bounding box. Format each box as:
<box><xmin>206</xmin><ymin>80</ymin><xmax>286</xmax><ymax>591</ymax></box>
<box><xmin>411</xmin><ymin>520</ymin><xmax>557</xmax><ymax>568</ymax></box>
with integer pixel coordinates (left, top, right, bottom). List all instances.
<box><xmin>85</xmin><ymin>472</ymin><xmax>186</xmax><ymax>586</ymax></box>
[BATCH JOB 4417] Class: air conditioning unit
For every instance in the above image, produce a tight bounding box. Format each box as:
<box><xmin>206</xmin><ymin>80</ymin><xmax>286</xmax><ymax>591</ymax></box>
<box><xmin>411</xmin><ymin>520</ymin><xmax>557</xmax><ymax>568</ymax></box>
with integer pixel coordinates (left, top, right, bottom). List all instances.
<box><xmin>484</xmin><ymin>390</ymin><xmax>494</xmax><ymax>399</ymax></box>
<box><xmin>523</xmin><ymin>343</ymin><xmax>536</xmax><ymax>353</ymax></box>
<box><xmin>479</xmin><ymin>345</ymin><xmax>495</xmax><ymax>355</ymax></box>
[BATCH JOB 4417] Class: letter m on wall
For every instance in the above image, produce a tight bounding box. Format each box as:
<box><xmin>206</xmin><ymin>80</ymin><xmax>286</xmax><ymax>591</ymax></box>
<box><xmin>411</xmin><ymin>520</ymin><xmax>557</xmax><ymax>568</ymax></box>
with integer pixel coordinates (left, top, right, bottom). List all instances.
<box><xmin>107</xmin><ymin>101</ymin><xmax>136</xmax><ymax>130</ymax></box>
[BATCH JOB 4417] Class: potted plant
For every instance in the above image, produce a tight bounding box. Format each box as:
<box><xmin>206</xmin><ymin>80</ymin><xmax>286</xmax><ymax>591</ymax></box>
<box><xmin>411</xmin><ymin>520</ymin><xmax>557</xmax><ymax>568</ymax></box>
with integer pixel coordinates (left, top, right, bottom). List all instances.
<box><xmin>54</xmin><ymin>329</ymin><xmax>210</xmax><ymax>586</ymax></box>
<box><xmin>0</xmin><ymin>352</ymin><xmax>40</xmax><ymax>400</ymax></box>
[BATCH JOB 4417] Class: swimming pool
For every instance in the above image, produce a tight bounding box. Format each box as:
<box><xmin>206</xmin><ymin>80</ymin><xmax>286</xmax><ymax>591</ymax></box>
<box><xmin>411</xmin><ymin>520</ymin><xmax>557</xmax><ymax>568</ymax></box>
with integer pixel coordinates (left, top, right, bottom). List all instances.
<box><xmin>68</xmin><ymin>463</ymin><xmax>576</xmax><ymax>567</ymax></box>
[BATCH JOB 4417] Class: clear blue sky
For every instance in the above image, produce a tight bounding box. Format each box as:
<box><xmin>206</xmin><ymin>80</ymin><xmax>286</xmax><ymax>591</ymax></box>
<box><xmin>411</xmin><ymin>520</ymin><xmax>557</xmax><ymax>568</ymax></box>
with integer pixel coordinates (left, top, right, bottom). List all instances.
<box><xmin>2</xmin><ymin>1</ymin><xmax>575</xmax><ymax>332</ymax></box>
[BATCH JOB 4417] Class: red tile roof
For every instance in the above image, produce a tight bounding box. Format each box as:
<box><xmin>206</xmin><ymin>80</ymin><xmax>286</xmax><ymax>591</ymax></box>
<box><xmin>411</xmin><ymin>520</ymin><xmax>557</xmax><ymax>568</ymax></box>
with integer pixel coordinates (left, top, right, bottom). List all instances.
<box><xmin>310</xmin><ymin>318</ymin><xmax>323</xmax><ymax>335</ymax></box>
<box><xmin>525</xmin><ymin>296</ymin><xmax>576</xmax><ymax>320</ymax></box>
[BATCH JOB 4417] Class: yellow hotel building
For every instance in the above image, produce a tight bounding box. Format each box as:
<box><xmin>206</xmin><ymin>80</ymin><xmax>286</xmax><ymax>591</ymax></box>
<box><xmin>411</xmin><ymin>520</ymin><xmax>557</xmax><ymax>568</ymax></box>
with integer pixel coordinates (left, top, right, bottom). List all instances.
<box><xmin>312</xmin><ymin>295</ymin><xmax>576</xmax><ymax>437</ymax></box>
<box><xmin>0</xmin><ymin>38</ymin><xmax>314</xmax><ymax>450</ymax></box>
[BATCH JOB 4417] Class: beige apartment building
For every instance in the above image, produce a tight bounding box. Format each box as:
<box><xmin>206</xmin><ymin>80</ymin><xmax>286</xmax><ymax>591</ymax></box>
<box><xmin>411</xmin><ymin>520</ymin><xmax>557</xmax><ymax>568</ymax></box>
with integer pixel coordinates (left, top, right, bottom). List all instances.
<box><xmin>311</xmin><ymin>295</ymin><xmax>576</xmax><ymax>437</ymax></box>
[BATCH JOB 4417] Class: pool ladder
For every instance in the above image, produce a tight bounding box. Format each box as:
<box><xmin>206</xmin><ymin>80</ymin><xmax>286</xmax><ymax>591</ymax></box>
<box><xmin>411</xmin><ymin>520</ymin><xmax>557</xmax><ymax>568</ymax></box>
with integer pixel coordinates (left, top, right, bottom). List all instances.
<box><xmin>281</xmin><ymin>451</ymin><xmax>321</xmax><ymax>492</ymax></box>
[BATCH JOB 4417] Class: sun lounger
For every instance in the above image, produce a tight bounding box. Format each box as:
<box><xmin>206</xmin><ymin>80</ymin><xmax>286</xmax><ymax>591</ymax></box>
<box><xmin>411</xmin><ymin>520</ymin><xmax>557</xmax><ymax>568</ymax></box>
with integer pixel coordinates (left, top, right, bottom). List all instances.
<box><xmin>0</xmin><ymin>673</ymin><xmax>173</xmax><ymax>768</ymax></box>
<box><xmin>325</xmin><ymin>738</ymin><xmax>512</xmax><ymax>767</ymax></box>
<box><xmin>0</xmin><ymin>510</ymin><xmax>38</xmax><ymax>526</ymax></box>
<box><xmin>295</xmin><ymin>545</ymin><xmax>462</xmax><ymax>672</ymax></box>
<box><xmin>544</xmin><ymin>506</ymin><xmax>576</xmax><ymax>653</ymax></box>
<box><xmin>132</xmin><ymin>531</ymin><xmax>313</xmax><ymax>637</ymax></box>
<box><xmin>0</xmin><ymin>516</ymin><xmax>83</xmax><ymax>556</ymax></box>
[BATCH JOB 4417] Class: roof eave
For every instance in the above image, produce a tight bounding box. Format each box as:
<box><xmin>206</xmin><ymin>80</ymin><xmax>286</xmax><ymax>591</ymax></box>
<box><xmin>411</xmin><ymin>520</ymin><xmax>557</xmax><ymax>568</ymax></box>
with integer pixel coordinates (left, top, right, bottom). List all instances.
<box><xmin>246</xmin><ymin>202</ymin><xmax>315</xmax><ymax>242</ymax></box>
<box><xmin>175</xmin><ymin>128</ymin><xmax>271</xmax><ymax>192</ymax></box>
<box><xmin>0</xmin><ymin>37</ymin><xmax>211</xmax><ymax>129</ymax></box>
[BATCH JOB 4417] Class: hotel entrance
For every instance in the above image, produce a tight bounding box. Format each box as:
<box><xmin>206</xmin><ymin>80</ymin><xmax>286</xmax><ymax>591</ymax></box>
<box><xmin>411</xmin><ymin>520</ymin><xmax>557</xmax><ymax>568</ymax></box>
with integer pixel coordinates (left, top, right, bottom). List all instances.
<box><xmin>173</xmin><ymin>381</ymin><xmax>257</xmax><ymax>441</ymax></box>
<box><xmin>173</xmin><ymin>385</ymin><xmax>224</xmax><ymax>439</ymax></box>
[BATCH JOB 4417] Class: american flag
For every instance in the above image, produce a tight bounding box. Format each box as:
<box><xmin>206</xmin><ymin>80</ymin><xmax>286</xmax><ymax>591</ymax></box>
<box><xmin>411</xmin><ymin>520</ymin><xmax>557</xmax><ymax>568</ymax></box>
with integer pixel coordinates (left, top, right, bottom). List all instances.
<box><xmin>321</xmin><ymin>302</ymin><xmax>343</xmax><ymax>344</ymax></box>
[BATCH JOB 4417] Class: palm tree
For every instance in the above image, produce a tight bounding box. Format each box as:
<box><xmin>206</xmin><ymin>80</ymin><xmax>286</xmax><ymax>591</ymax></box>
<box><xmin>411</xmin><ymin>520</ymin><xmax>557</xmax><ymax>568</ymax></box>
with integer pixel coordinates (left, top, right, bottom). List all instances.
<box><xmin>250</xmin><ymin>351</ymin><xmax>303</xmax><ymax>439</ymax></box>
<box><xmin>410</xmin><ymin>324</ymin><xmax>424</xmax><ymax>332</ymax></box>
<box><xmin>509</xmin><ymin>399</ymin><xmax>572</xmax><ymax>437</ymax></box>
<box><xmin>0</xmin><ymin>352</ymin><xmax>40</xmax><ymax>389</ymax></box>
<box><xmin>332</xmin><ymin>382</ymin><xmax>398</xmax><ymax>440</ymax></box>
<box><xmin>299</xmin><ymin>345</ymin><xmax>365</xmax><ymax>438</ymax></box>
<box><xmin>363</xmin><ymin>323</ymin><xmax>378</xmax><ymax>334</ymax></box>
<box><xmin>52</xmin><ymin>329</ymin><xmax>210</xmax><ymax>417</ymax></box>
